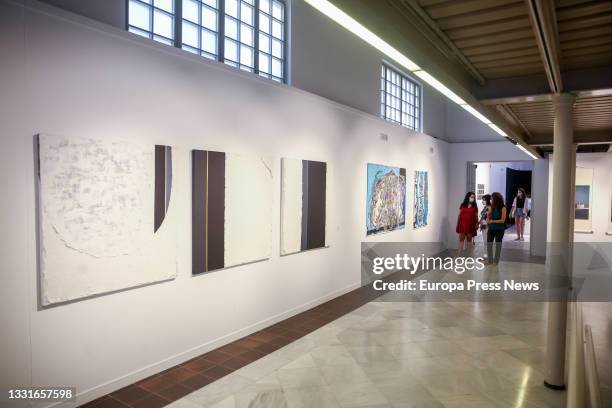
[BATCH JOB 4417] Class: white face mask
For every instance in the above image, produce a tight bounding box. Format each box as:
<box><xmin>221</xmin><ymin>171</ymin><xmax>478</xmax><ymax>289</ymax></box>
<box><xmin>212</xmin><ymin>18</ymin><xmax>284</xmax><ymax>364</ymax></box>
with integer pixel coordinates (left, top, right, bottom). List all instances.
<box><xmin>469</xmin><ymin>197</ymin><xmax>475</xmax><ymax>203</ymax></box>
<box><xmin>482</xmin><ymin>201</ymin><xmax>486</xmax><ymax>206</ymax></box>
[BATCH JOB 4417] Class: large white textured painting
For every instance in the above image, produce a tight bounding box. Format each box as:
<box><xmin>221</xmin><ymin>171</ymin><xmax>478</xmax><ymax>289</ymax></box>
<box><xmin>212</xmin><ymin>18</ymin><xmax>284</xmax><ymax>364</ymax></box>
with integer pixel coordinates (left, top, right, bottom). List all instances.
<box><xmin>38</xmin><ymin>134</ymin><xmax>177</xmax><ymax>305</ymax></box>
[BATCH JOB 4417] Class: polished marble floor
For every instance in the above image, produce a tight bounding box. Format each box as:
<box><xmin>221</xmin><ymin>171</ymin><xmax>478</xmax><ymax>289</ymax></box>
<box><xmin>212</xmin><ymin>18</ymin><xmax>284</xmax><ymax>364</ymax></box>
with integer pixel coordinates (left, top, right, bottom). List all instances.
<box><xmin>165</xmin><ymin>262</ymin><xmax>611</xmax><ymax>408</ymax></box>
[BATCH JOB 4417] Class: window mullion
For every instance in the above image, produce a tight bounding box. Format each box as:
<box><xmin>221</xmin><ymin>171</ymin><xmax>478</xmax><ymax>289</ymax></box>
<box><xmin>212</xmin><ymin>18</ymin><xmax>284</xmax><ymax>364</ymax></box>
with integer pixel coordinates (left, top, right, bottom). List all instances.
<box><xmin>282</xmin><ymin>0</ymin><xmax>287</xmax><ymax>83</ymax></box>
<box><xmin>149</xmin><ymin>4</ymin><xmax>154</xmax><ymax>40</ymax></box>
<box><xmin>175</xmin><ymin>0</ymin><xmax>183</xmax><ymax>48</ymax></box>
<box><xmin>197</xmin><ymin>1</ymin><xmax>202</xmax><ymax>53</ymax></box>
<box><xmin>218</xmin><ymin>0</ymin><xmax>225</xmax><ymax>62</ymax></box>
<box><xmin>383</xmin><ymin>66</ymin><xmax>387</xmax><ymax>119</ymax></box>
<box><xmin>254</xmin><ymin>0</ymin><xmax>260</xmax><ymax>75</ymax></box>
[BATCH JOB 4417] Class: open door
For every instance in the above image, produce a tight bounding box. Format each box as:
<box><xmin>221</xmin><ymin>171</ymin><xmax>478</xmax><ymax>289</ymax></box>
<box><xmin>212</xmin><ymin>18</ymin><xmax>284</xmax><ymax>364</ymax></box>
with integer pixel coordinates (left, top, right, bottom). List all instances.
<box><xmin>505</xmin><ymin>168</ymin><xmax>532</xmax><ymax>224</ymax></box>
<box><xmin>466</xmin><ymin>162</ymin><xmax>477</xmax><ymax>193</ymax></box>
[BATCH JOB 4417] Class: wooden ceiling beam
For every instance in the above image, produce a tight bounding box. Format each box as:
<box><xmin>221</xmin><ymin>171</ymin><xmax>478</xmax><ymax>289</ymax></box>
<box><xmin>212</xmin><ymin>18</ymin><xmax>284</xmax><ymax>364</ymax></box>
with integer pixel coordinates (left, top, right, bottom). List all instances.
<box><xmin>390</xmin><ymin>0</ymin><xmax>486</xmax><ymax>84</ymax></box>
<box><xmin>525</xmin><ymin>0</ymin><xmax>564</xmax><ymax>93</ymax></box>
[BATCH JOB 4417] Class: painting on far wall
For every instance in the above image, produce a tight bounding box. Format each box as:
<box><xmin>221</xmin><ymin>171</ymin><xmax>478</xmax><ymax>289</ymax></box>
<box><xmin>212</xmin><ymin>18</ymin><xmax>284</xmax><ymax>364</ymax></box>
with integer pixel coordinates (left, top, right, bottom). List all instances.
<box><xmin>192</xmin><ymin>150</ymin><xmax>273</xmax><ymax>274</ymax></box>
<box><xmin>280</xmin><ymin>158</ymin><xmax>327</xmax><ymax>255</ymax></box>
<box><xmin>575</xmin><ymin>167</ymin><xmax>593</xmax><ymax>232</ymax></box>
<box><xmin>414</xmin><ymin>170</ymin><xmax>429</xmax><ymax>229</ymax></box>
<box><xmin>366</xmin><ymin>163</ymin><xmax>406</xmax><ymax>235</ymax></box>
<box><xmin>37</xmin><ymin>134</ymin><xmax>178</xmax><ymax>306</ymax></box>
<box><xmin>575</xmin><ymin>185</ymin><xmax>590</xmax><ymax>220</ymax></box>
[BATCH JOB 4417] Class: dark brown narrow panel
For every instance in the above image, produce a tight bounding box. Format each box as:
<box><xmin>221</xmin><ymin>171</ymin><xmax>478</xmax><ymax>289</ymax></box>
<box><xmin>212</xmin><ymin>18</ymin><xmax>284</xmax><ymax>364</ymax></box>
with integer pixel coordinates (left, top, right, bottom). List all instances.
<box><xmin>301</xmin><ymin>160</ymin><xmax>309</xmax><ymax>250</ymax></box>
<box><xmin>192</xmin><ymin>150</ymin><xmax>208</xmax><ymax>274</ymax></box>
<box><xmin>154</xmin><ymin>145</ymin><xmax>167</xmax><ymax>233</ymax></box>
<box><xmin>302</xmin><ymin>160</ymin><xmax>326</xmax><ymax>250</ymax></box>
<box><xmin>165</xmin><ymin>146</ymin><xmax>172</xmax><ymax>211</ymax></box>
<box><xmin>206</xmin><ymin>151</ymin><xmax>225</xmax><ymax>271</ymax></box>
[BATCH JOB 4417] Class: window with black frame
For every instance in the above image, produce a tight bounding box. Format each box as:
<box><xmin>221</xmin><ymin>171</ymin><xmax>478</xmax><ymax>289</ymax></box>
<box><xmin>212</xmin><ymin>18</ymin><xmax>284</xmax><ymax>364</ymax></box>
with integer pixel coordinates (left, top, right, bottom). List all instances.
<box><xmin>380</xmin><ymin>64</ymin><xmax>421</xmax><ymax>131</ymax></box>
<box><xmin>128</xmin><ymin>0</ymin><xmax>176</xmax><ymax>45</ymax></box>
<box><xmin>181</xmin><ymin>0</ymin><xmax>220</xmax><ymax>60</ymax></box>
<box><xmin>128</xmin><ymin>0</ymin><xmax>286</xmax><ymax>82</ymax></box>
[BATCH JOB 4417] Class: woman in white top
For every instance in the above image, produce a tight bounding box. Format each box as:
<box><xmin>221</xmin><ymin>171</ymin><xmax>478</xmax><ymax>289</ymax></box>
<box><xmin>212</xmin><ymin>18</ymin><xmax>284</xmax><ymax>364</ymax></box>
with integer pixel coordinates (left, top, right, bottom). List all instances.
<box><xmin>510</xmin><ymin>187</ymin><xmax>529</xmax><ymax>241</ymax></box>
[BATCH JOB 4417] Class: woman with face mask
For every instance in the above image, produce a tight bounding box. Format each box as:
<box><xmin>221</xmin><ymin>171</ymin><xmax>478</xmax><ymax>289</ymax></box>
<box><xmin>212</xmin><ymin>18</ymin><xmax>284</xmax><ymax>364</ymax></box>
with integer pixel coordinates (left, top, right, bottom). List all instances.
<box><xmin>479</xmin><ymin>194</ymin><xmax>492</xmax><ymax>257</ymax></box>
<box><xmin>456</xmin><ymin>192</ymin><xmax>479</xmax><ymax>256</ymax></box>
<box><xmin>510</xmin><ymin>187</ymin><xmax>529</xmax><ymax>241</ymax></box>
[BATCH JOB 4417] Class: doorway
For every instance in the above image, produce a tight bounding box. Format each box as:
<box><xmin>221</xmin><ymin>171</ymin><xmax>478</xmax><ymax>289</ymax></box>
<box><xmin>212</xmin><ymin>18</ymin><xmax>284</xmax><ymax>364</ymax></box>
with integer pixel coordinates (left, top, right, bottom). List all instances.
<box><xmin>468</xmin><ymin>161</ymin><xmax>534</xmax><ymax>251</ymax></box>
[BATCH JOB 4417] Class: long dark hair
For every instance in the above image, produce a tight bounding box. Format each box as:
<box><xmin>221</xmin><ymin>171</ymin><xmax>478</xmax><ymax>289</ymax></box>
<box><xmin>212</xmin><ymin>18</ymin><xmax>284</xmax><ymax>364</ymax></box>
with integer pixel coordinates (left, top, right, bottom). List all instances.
<box><xmin>517</xmin><ymin>187</ymin><xmax>526</xmax><ymax>198</ymax></box>
<box><xmin>491</xmin><ymin>192</ymin><xmax>505</xmax><ymax>209</ymax></box>
<box><xmin>482</xmin><ymin>194</ymin><xmax>491</xmax><ymax>206</ymax></box>
<box><xmin>460</xmin><ymin>192</ymin><xmax>476</xmax><ymax>208</ymax></box>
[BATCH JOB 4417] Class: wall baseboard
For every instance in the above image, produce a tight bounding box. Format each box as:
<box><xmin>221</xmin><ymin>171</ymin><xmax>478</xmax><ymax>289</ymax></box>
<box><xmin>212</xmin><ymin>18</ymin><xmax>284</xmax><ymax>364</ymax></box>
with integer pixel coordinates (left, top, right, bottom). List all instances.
<box><xmin>55</xmin><ymin>281</ymin><xmax>361</xmax><ymax>408</ymax></box>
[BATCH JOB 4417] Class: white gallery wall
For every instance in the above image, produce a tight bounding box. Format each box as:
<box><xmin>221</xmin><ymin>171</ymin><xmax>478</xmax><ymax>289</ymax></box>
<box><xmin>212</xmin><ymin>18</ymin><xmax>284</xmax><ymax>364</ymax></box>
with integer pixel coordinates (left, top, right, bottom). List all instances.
<box><xmin>547</xmin><ymin>153</ymin><xmax>612</xmax><ymax>242</ymax></box>
<box><xmin>0</xmin><ymin>0</ymin><xmax>450</xmax><ymax>405</ymax></box>
<box><xmin>531</xmin><ymin>158</ymin><xmax>550</xmax><ymax>257</ymax></box>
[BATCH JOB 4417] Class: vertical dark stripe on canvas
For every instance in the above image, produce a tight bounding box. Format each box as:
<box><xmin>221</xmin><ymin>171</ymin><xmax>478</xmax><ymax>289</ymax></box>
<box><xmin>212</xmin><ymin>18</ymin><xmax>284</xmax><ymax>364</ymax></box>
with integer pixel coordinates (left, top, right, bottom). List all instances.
<box><xmin>307</xmin><ymin>161</ymin><xmax>327</xmax><ymax>249</ymax></box>
<box><xmin>302</xmin><ymin>160</ymin><xmax>327</xmax><ymax>250</ymax></box>
<box><xmin>192</xmin><ymin>150</ymin><xmax>208</xmax><ymax>274</ymax></box>
<box><xmin>301</xmin><ymin>160</ymin><xmax>309</xmax><ymax>251</ymax></box>
<box><xmin>206</xmin><ymin>151</ymin><xmax>225</xmax><ymax>271</ymax></box>
<box><xmin>154</xmin><ymin>145</ymin><xmax>167</xmax><ymax>233</ymax></box>
<box><xmin>165</xmin><ymin>146</ymin><xmax>172</xmax><ymax>212</ymax></box>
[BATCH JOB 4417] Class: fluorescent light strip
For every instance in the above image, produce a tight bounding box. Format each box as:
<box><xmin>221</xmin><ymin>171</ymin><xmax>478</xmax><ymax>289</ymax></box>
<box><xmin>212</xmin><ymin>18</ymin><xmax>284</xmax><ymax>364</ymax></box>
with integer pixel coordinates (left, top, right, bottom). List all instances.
<box><xmin>517</xmin><ymin>144</ymin><xmax>538</xmax><ymax>160</ymax></box>
<box><xmin>412</xmin><ymin>70</ymin><xmax>466</xmax><ymax>105</ymax></box>
<box><xmin>488</xmin><ymin>123</ymin><xmax>508</xmax><ymax>137</ymax></box>
<box><xmin>304</xmin><ymin>0</ymin><xmax>516</xmax><ymax>140</ymax></box>
<box><xmin>459</xmin><ymin>104</ymin><xmax>491</xmax><ymax>124</ymax></box>
<box><xmin>303</xmin><ymin>0</ymin><xmax>420</xmax><ymax>72</ymax></box>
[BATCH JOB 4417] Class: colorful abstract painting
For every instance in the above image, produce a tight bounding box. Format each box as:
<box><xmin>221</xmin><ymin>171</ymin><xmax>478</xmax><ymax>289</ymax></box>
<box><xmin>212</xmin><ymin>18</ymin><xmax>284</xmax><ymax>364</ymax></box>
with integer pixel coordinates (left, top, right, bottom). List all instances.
<box><xmin>366</xmin><ymin>163</ymin><xmax>406</xmax><ymax>235</ymax></box>
<box><xmin>414</xmin><ymin>170</ymin><xmax>428</xmax><ymax>229</ymax></box>
<box><xmin>280</xmin><ymin>158</ymin><xmax>327</xmax><ymax>255</ymax></box>
<box><xmin>192</xmin><ymin>150</ymin><xmax>273</xmax><ymax>274</ymax></box>
<box><xmin>37</xmin><ymin>134</ymin><xmax>177</xmax><ymax>305</ymax></box>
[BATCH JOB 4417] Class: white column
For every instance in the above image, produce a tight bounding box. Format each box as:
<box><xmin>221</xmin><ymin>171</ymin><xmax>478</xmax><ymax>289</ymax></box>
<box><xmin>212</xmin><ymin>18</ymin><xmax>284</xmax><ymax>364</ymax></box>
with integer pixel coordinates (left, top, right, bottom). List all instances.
<box><xmin>544</xmin><ymin>93</ymin><xmax>576</xmax><ymax>389</ymax></box>
<box><xmin>530</xmin><ymin>158</ymin><xmax>549</xmax><ymax>257</ymax></box>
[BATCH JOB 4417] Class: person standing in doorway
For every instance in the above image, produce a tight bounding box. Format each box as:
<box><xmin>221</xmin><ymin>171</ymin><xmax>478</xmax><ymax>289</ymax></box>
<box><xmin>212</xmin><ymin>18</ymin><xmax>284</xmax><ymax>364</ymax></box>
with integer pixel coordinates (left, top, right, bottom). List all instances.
<box><xmin>510</xmin><ymin>187</ymin><xmax>529</xmax><ymax>241</ymax></box>
<box><xmin>456</xmin><ymin>192</ymin><xmax>479</xmax><ymax>257</ymax></box>
<box><xmin>479</xmin><ymin>194</ymin><xmax>491</xmax><ymax>258</ymax></box>
<box><xmin>487</xmin><ymin>192</ymin><xmax>507</xmax><ymax>265</ymax></box>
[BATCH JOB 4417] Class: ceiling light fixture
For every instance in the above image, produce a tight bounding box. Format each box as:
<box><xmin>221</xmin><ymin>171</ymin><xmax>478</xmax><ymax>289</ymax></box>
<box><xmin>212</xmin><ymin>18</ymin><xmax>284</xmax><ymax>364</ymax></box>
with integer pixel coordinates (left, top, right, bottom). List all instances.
<box><xmin>411</xmin><ymin>70</ymin><xmax>466</xmax><ymax>105</ymax></box>
<box><xmin>487</xmin><ymin>124</ymin><xmax>508</xmax><ymax>137</ymax></box>
<box><xmin>517</xmin><ymin>144</ymin><xmax>539</xmax><ymax>160</ymax></box>
<box><xmin>459</xmin><ymin>104</ymin><xmax>491</xmax><ymax>125</ymax></box>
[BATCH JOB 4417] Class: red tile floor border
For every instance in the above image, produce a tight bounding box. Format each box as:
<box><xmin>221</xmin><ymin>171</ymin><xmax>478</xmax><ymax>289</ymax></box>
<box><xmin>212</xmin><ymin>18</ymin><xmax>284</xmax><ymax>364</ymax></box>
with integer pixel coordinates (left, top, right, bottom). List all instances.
<box><xmin>79</xmin><ymin>286</ymin><xmax>379</xmax><ymax>407</ymax></box>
